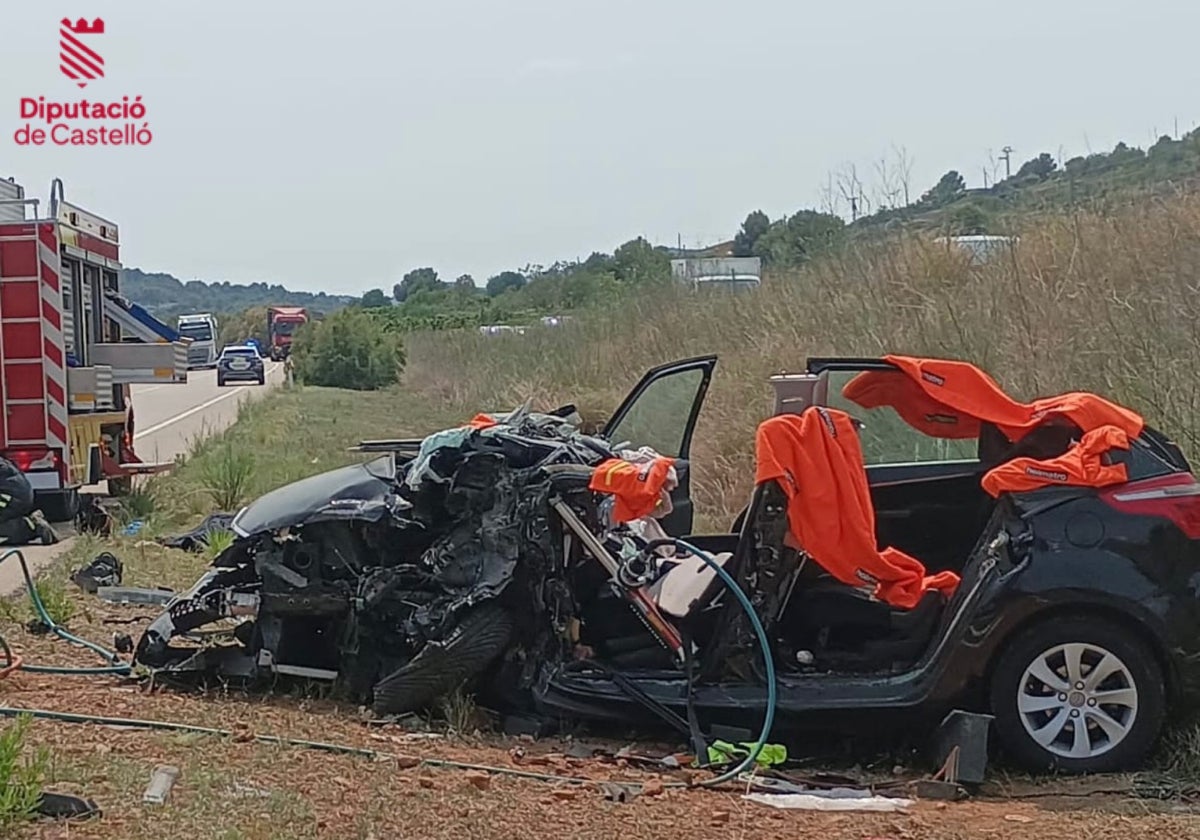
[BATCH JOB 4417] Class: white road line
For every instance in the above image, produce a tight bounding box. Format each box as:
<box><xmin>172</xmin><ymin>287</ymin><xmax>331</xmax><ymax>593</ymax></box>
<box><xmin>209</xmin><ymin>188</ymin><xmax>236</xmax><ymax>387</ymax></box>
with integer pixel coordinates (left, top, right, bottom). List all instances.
<box><xmin>134</xmin><ymin>388</ymin><xmax>249</xmax><ymax>439</ymax></box>
<box><xmin>133</xmin><ymin>363</ymin><xmax>281</xmax><ymax>440</ymax></box>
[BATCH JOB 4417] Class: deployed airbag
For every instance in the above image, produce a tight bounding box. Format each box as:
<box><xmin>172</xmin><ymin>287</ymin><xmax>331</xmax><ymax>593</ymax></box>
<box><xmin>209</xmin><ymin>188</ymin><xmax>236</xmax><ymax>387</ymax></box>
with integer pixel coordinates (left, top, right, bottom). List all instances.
<box><xmin>755</xmin><ymin>408</ymin><xmax>959</xmax><ymax>610</ymax></box>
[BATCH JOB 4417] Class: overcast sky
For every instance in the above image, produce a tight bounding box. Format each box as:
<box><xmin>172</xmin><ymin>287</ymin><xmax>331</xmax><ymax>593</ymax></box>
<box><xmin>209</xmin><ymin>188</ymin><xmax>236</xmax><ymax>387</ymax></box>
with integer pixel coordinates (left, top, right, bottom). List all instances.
<box><xmin>2</xmin><ymin>1</ymin><xmax>1196</xmax><ymax>294</ymax></box>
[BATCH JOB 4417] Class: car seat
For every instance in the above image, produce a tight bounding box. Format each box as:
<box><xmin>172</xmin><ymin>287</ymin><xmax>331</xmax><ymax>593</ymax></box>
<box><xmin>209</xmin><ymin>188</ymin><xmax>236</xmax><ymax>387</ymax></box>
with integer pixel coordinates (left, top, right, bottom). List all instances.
<box><xmin>722</xmin><ymin>409</ymin><xmax>958</xmax><ymax>673</ymax></box>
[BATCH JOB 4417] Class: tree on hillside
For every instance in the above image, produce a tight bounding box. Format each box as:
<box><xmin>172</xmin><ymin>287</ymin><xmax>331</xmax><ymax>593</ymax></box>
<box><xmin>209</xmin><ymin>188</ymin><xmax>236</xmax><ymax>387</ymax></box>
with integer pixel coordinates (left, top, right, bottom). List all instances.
<box><xmin>919</xmin><ymin>170</ymin><xmax>966</xmax><ymax>207</ymax></box>
<box><xmin>733</xmin><ymin>210</ymin><xmax>771</xmax><ymax>257</ymax></box>
<box><xmin>943</xmin><ymin>203</ymin><xmax>989</xmax><ymax>236</ymax></box>
<box><xmin>613</xmin><ymin>237</ymin><xmax>669</xmax><ymax>285</ymax></box>
<box><xmin>1015</xmin><ymin>153</ymin><xmax>1057</xmax><ymax>181</ymax></box>
<box><xmin>454</xmin><ymin>273</ymin><xmax>476</xmax><ymax>289</ymax></box>
<box><xmin>217</xmin><ymin>306</ymin><xmax>269</xmax><ymax>349</ymax></box>
<box><xmin>393</xmin><ymin>267</ymin><xmax>441</xmax><ymax>302</ymax></box>
<box><xmin>485</xmin><ymin>271</ymin><xmax>527</xmax><ymax>297</ymax></box>
<box><xmin>361</xmin><ymin>288</ymin><xmax>391</xmax><ymax>308</ymax></box>
<box><xmin>582</xmin><ymin>251</ymin><xmax>614</xmax><ymax>272</ymax></box>
<box><xmin>752</xmin><ymin>210</ymin><xmax>846</xmax><ymax>265</ymax></box>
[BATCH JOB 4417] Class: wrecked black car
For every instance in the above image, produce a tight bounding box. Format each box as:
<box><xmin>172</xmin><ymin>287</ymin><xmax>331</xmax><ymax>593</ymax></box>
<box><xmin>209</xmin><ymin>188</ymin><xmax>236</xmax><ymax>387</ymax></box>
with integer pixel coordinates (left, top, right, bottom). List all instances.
<box><xmin>137</xmin><ymin>355</ymin><xmax>1200</xmax><ymax>774</ymax></box>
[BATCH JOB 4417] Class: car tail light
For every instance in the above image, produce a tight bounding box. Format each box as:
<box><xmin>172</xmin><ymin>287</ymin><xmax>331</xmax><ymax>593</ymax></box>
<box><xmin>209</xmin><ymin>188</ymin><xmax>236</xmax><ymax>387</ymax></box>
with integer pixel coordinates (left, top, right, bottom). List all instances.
<box><xmin>4</xmin><ymin>447</ymin><xmax>60</xmax><ymax>473</ymax></box>
<box><xmin>1102</xmin><ymin>473</ymin><xmax>1200</xmax><ymax>539</ymax></box>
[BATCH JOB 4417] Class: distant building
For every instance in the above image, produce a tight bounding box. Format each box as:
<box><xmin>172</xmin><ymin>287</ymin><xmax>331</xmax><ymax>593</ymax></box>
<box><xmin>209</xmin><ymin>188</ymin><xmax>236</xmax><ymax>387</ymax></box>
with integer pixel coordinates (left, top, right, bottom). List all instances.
<box><xmin>670</xmin><ymin>256</ymin><xmax>762</xmax><ymax>292</ymax></box>
<box><xmin>934</xmin><ymin>235</ymin><xmax>1018</xmax><ymax>264</ymax></box>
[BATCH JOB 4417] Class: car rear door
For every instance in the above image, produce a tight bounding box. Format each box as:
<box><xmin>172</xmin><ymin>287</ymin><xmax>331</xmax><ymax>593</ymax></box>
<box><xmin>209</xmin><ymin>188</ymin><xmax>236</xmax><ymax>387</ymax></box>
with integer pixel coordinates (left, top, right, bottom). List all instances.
<box><xmin>602</xmin><ymin>356</ymin><xmax>717</xmax><ymax>535</ymax></box>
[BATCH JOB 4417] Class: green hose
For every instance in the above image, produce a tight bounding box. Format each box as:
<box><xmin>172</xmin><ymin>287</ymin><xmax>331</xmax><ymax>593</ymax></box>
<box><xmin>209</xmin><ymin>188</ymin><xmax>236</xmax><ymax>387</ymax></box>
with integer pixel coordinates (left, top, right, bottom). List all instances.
<box><xmin>650</xmin><ymin>538</ymin><xmax>778</xmax><ymax>788</ymax></box>
<box><xmin>0</xmin><ymin>549</ymin><xmax>131</xmax><ymax>676</ymax></box>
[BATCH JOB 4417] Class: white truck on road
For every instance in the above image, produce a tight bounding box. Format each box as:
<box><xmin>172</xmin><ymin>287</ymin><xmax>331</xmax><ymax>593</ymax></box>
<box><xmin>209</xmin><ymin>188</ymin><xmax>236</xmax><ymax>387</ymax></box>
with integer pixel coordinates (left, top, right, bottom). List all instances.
<box><xmin>178</xmin><ymin>313</ymin><xmax>218</xmax><ymax>369</ymax></box>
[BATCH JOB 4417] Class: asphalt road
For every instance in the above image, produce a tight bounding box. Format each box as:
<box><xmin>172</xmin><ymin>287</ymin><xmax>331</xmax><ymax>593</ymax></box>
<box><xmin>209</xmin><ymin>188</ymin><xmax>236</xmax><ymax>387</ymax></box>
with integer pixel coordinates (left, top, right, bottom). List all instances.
<box><xmin>0</xmin><ymin>362</ymin><xmax>284</xmax><ymax>595</ymax></box>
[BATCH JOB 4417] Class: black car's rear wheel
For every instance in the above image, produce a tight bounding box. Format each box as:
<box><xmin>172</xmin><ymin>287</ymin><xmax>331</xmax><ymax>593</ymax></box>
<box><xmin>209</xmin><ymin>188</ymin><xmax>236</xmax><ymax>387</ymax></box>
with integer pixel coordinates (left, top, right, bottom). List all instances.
<box><xmin>371</xmin><ymin>603</ymin><xmax>514</xmax><ymax>716</ymax></box>
<box><xmin>989</xmin><ymin>615</ymin><xmax>1165</xmax><ymax>773</ymax></box>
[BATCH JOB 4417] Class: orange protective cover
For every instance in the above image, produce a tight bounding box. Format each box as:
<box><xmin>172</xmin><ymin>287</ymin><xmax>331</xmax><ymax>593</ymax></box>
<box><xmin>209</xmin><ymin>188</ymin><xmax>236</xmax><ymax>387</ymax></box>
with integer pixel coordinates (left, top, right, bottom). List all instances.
<box><xmin>981</xmin><ymin>425</ymin><xmax>1131</xmax><ymax>497</ymax></box>
<box><xmin>842</xmin><ymin>355</ymin><xmax>1143</xmax><ymax>442</ymax></box>
<box><xmin>589</xmin><ymin>456</ymin><xmax>676</xmax><ymax>523</ymax></box>
<box><xmin>755</xmin><ymin>408</ymin><xmax>959</xmax><ymax>610</ymax></box>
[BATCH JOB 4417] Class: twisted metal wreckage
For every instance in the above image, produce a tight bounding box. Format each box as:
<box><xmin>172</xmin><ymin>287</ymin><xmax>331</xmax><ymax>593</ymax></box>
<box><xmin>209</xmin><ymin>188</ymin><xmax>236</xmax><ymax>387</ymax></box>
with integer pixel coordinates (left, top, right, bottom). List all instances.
<box><xmin>130</xmin><ymin>355</ymin><xmax>1200</xmax><ymax>777</ymax></box>
<box><xmin>134</xmin><ymin>397</ymin><xmax>734</xmax><ymax>721</ymax></box>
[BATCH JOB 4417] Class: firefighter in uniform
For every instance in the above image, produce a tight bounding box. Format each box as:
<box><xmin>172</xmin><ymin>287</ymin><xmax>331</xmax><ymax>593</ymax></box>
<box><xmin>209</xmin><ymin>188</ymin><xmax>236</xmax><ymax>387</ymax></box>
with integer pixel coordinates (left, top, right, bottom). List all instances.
<box><xmin>0</xmin><ymin>457</ymin><xmax>60</xmax><ymax>546</ymax></box>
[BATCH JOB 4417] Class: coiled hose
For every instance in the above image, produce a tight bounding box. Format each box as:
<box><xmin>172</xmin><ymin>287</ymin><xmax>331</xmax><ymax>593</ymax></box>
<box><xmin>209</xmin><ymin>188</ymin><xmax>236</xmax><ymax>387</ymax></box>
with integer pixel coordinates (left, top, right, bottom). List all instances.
<box><xmin>644</xmin><ymin>537</ymin><xmax>778</xmax><ymax>788</ymax></box>
<box><xmin>0</xmin><ymin>548</ymin><xmax>131</xmax><ymax>676</ymax></box>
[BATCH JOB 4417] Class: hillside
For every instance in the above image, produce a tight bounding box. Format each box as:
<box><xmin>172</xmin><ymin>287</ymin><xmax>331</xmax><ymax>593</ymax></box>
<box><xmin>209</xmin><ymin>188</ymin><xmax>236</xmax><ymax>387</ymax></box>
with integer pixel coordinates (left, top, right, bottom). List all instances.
<box><xmin>122</xmin><ymin>268</ymin><xmax>355</xmax><ymax>322</ymax></box>
<box><xmin>343</xmin><ymin>129</ymin><xmax>1200</xmax><ymax>335</ymax></box>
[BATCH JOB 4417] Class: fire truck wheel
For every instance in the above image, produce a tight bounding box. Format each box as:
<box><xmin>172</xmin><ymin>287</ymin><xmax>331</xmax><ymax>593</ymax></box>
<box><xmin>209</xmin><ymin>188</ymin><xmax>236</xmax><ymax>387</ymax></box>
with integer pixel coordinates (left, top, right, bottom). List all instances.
<box><xmin>36</xmin><ymin>489</ymin><xmax>81</xmax><ymax>524</ymax></box>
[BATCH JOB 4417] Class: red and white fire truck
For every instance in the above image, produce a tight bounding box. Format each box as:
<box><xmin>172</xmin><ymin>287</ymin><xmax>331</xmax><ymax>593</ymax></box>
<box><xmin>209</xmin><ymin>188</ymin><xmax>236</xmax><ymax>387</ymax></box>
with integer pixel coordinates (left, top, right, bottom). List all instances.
<box><xmin>0</xmin><ymin>176</ymin><xmax>189</xmax><ymax>520</ymax></box>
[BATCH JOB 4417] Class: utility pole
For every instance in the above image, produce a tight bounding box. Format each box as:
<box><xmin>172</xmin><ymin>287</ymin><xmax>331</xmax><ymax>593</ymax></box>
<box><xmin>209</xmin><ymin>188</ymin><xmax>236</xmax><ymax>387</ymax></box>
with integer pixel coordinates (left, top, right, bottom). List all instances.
<box><xmin>999</xmin><ymin>146</ymin><xmax>1014</xmax><ymax>180</ymax></box>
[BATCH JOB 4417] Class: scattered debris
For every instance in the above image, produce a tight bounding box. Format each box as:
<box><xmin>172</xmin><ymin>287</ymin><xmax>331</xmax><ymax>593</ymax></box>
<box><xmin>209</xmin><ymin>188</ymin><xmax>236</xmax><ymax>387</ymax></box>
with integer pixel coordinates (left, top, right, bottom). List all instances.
<box><xmin>913</xmin><ymin>779</ymin><xmax>968</xmax><ymax>801</ymax></box>
<box><xmin>97</xmin><ymin>586</ymin><xmax>174</xmax><ymax>606</ymax></box>
<box><xmin>70</xmin><ymin>552</ymin><xmax>123</xmax><ymax>594</ymax></box>
<box><xmin>599</xmin><ymin>781</ymin><xmax>638</xmax><ymax>803</ymax></box>
<box><xmin>35</xmin><ymin>792</ymin><xmax>101</xmax><ymax>821</ymax></box>
<box><xmin>228</xmin><ymin>782</ymin><xmax>272</xmax><ymax>799</ymax></box>
<box><xmin>112</xmin><ymin>632</ymin><xmax>134</xmax><ymax>654</ymax></box>
<box><xmin>710</xmin><ymin>809</ymin><xmax>731</xmax><ymax>825</ymax></box>
<box><xmin>1005</xmin><ymin>814</ymin><xmax>1035</xmax><ymax>824</ymax></box>
<box><xmin>641</xmin><ymin>777</ymin><xmax>664</xmax><ymax>797</ymax></box>
<box><xmin>143</xmin><ymin>764</ymin><xmax>180</xmax><ymax>805</ymax></box>
<box><xmin>706</xmin><ymin>739</ymin><xmax>787</xmax><ymax>768</ymax></box>
<box><xmin>551</xmin><ymin>787</ymin><xmax>580</xmax><ymax>801</ymax></box>
<box><xmin>157</xmin><ymin>512</ymin><xmax>236</xmax><ymax>553</ymax></box>
<box><xmin>75</xmin><ymin>495</ymin><xmax>123</xmax><ymax>536</ymax></box>
<box><xmin>743</xmin><ymin>791</ymin><xmax>914</xmax><ymax>812</ymax></box>
<box><xmin>930</xmin><ymin>710</ymin><xmax>993</xmax><ymax>786</ymax></box>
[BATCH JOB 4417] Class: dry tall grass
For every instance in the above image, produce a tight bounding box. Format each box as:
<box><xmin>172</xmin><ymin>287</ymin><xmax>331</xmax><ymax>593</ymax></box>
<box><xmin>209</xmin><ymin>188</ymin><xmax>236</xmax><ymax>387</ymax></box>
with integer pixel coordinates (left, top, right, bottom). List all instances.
<box><xmin>404</xmin><ymin>192</ymin><xmax>1200</xmax><ymax>527</ymax></box>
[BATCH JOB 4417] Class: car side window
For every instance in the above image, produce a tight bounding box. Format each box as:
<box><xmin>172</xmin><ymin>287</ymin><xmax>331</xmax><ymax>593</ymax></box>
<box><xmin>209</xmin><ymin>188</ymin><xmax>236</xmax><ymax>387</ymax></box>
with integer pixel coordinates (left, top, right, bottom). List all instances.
<box><xmin>824</xmin><ymin>369</ymin><xmax>978</xmax><ymax>466</ymax></box>
<box><xmin>606</xmin><ymin>368</ymin><xmax>705</xmax><ymax>459</ymax></box>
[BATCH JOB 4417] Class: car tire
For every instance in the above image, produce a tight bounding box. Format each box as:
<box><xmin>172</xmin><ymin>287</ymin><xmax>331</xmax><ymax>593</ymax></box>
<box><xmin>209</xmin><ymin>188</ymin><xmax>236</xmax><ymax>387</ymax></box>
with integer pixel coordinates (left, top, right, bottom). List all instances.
<box><xmin>256</xmin><ymin>374</ymin><xmax>265</xmax><ymax>385</ymax></box>
<box><xmin>371</xmin><ymin>603</ymin><xmax>514</xmax><ymax>716</ymax></box>
<box><xmin>989</xmin><ymin>615</ymin><xmax>1165</xmax><ymax>774</ymax></box>
<box><xmin>217</xmin><ymin>375</ymin><xmax>226</xmax><ymax>387</ymax></box>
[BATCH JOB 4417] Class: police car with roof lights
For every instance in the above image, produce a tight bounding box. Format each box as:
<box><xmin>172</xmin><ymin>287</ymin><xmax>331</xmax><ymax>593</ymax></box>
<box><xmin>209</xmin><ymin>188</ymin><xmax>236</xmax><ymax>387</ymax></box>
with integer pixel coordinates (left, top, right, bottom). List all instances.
<box><xmin>216</xmin><ymin>345</ymin><xmax>265</xmax><ymax>387</ymax></box>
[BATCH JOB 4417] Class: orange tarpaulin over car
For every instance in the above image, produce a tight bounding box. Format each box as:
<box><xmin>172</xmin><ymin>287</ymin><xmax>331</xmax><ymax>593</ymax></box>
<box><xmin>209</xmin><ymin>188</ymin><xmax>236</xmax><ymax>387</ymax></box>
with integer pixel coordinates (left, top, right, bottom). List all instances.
<box><xmin>842</xmin><ymin>355</ymin><xmax>1144</xmax><ymax>443</ymax></box>
<box><xmin>589</xmin><ymin>456</ymin><xmax>677</xmax><ymax>523</ymax></box>
<box><xmin>981</xmin><ymin>425</ymin><xmax>1132</xmax><ymax>497</ymax></box>
<box><xmin>754</xmin><ymin>408</ymin><xmax>960</xmax><ymax>610</ymax></box>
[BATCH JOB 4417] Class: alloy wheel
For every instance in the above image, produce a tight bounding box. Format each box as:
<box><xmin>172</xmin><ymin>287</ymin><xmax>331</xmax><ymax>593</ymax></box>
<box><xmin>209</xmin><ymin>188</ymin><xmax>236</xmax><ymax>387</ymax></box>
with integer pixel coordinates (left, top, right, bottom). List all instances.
<box><xmin>1017</xmin><ymin>642</ymin><xmax>1139</xmax><ymax>760</ymax></box>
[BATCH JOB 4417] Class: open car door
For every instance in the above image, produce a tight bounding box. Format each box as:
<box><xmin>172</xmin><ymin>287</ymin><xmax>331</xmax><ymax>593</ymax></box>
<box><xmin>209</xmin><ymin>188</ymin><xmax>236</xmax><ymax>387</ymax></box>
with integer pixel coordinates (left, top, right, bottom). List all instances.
<box><xmin>603</xmin><ymin>356</ymin><xmax>717</xmax><ymax>535</ymax></box>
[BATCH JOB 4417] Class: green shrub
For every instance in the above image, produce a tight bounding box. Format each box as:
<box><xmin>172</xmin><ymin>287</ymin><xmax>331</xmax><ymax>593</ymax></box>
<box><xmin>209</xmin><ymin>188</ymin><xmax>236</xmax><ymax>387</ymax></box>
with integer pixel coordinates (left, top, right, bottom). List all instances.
<box><xmin>0</xmin><ymin>715</ymin><xmax>48</xmax><ymax>832</ymax></box>
<box><xmin>200</xmin><ymin>441</ymin><xmax>256</xmax><ymax>511</ymax></box>
<box><xmin>293</xmin><ymin>307</ymin><xmax>405</xmax><ymax>390</ymax></box>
